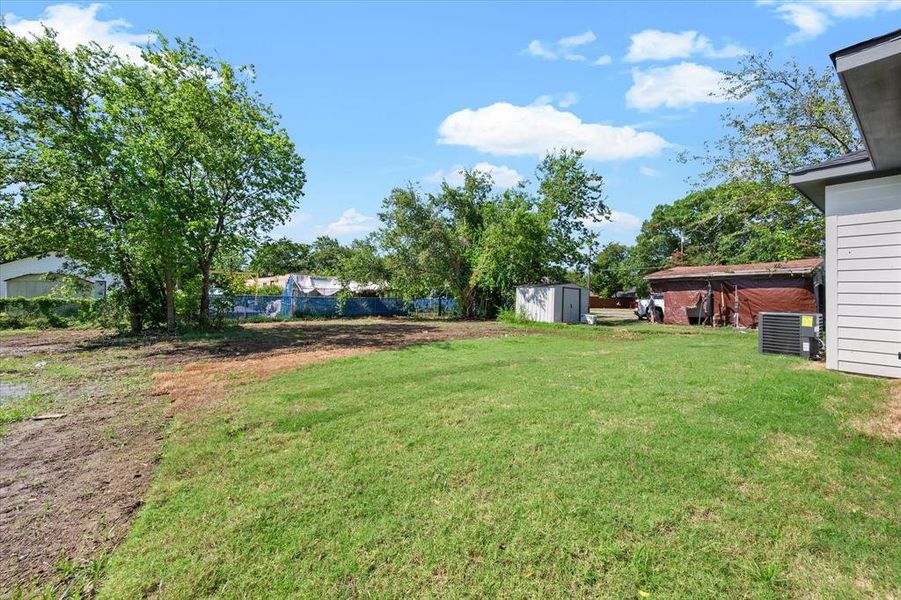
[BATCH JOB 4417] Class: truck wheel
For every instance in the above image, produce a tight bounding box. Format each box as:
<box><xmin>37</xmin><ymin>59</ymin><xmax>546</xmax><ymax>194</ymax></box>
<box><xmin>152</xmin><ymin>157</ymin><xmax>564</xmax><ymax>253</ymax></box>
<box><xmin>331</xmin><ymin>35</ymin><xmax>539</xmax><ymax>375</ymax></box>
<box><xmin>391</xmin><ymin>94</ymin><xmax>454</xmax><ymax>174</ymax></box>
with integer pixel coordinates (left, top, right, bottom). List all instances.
<box><xmin>654</xmin><ymin>309</ymin><xmax>663</xmax><ymax>323</ymax></box>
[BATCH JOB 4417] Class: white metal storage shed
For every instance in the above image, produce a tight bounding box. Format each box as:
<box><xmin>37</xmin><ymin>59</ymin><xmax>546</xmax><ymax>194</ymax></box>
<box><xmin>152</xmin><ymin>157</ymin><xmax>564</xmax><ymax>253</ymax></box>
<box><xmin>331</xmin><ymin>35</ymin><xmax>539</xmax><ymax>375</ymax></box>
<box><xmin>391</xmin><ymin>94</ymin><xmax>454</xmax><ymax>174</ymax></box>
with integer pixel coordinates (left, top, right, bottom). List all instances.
<box><xmin>515</xmin><ymin>284</ymin><xmax>589</xmax><ymax>324</ymax></box>
<box><xmin>0</xmin><ymin>254</ymin><xmax>115</xmax><ymax>299</ymax></box>
<box><xmin>790</xmin><ymin>29</ymin><xmax>901</xmax><ymax>379</ymax></box>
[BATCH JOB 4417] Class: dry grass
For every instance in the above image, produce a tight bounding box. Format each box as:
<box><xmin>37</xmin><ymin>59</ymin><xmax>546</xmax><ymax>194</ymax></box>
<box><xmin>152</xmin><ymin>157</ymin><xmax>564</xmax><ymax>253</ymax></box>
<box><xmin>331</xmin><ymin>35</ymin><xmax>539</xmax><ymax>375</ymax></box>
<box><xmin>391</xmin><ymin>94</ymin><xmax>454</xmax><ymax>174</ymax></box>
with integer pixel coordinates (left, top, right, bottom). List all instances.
<box><xmin>854</xmin><ymin>382</ymin><xmax>901</xmax><ymax>440</ymax></box>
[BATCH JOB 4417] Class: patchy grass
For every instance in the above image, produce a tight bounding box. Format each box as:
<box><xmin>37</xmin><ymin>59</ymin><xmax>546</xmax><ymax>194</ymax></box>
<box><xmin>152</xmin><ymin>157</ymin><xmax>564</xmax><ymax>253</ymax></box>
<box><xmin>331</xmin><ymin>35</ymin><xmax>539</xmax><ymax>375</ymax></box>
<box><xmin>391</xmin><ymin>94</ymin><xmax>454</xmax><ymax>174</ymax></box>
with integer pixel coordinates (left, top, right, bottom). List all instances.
<box><xmin>0</xmin><ymin>357</ymin><xmax>68</xmax><ymax>432</ymax></box>
<box><xmin>0</xmin><ymin>391</ymin><xmax>51</xmax><ymax>432</ymax></box>
<box><xmin>93</xmin><ymin>325</ymin><xmax>900</xmax><ymax>597</ymax></box>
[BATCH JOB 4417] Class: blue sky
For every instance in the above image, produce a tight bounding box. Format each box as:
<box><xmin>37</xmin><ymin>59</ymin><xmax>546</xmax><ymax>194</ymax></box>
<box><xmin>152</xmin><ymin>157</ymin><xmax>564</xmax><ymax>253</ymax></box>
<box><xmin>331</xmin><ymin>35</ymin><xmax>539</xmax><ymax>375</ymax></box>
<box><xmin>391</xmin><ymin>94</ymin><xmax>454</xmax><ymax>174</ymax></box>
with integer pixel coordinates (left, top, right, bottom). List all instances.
<box><xmin>4</xmin><ymin>1</ymin><xmax>899</xmax><ymax>246</ymax></box>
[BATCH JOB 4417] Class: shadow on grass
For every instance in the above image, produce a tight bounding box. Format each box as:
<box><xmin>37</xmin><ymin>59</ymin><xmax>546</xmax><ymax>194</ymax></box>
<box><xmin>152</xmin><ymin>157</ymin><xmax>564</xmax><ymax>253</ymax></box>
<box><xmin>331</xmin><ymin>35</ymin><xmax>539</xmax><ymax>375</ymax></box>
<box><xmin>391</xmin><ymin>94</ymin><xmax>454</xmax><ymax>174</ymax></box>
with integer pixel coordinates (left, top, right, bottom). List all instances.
<box><xmin>71</xmin><ymin>320</ymin><xmax>450</xmax><ymax>359</ymax></box>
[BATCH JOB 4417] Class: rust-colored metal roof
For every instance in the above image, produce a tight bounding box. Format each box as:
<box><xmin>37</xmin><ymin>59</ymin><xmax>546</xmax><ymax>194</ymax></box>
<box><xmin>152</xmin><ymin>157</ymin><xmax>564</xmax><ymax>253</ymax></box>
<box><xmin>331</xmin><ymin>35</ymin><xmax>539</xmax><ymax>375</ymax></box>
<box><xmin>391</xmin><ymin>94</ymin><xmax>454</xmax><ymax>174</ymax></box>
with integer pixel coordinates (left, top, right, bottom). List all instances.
<box><xmin>644</xmin><ymin>258</ymin><xmax>823</xmax><ymax>281</ymax></box>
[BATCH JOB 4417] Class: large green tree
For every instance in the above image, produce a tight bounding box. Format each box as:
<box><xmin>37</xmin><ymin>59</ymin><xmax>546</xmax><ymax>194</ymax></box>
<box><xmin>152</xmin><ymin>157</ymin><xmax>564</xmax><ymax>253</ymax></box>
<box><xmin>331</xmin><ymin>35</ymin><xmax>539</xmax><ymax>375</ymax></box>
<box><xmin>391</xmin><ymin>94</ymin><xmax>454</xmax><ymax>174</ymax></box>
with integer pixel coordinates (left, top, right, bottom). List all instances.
<box><xmin>308</xmin><ymin>236</ymin><xmax>350</xmax><ymax>276</ymax></box>
<box><xmin>631</xmin><ymin>180</ymin><xmax>824</xmax><ymax>270</ymax></box>
<box><xmin>590</xmin><ymin>243</ymin><xmax>639</xmax><ymax>298</ymax></box>
<box><xmin>377</xmin><ymin>150</ymin><xmax>607</xmax><ymax>317</ymax></box>
<box><xmin>677</xmin><ymin>52</ymin><xmax>862</xmax><ymax>265</ymax></box>
<box><xmin>695</xmin><ymin>52</ymin><xmax>861</xmax><ymax>183</ymax></box>
<box><xmin>0</xmin><ymin>27</ymin><xmax>156</xmax><ymax>331</ymax></box>
<box><xmin>335</xmin><ymin>237</ymin><xmax>389</xmax><ymax>289</ymax></box>
<box><xmin>142</xmin><ymin>37</ymin><xmax>306</xmax><ymax>326</ymax></box>
<box><xmin>0</xmin><ymin>27</ymin><xmax>305</xmax><ymax>331</ymax></box>
<box><xmin>249</xmin><ymin>237</ymin><xmax>312</xmax><ymax>276</ymax></box>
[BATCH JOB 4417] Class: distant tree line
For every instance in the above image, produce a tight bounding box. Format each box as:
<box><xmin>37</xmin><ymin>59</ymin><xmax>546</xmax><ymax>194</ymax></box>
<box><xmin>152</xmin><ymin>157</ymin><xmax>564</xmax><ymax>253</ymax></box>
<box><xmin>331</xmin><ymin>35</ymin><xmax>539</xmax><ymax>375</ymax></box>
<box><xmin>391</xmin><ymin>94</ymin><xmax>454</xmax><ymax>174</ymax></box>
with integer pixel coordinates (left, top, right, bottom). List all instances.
<box><xmin>249</xmin><ymin>236</ymin><xmax>351</xmax><ymax>278</ymax></box>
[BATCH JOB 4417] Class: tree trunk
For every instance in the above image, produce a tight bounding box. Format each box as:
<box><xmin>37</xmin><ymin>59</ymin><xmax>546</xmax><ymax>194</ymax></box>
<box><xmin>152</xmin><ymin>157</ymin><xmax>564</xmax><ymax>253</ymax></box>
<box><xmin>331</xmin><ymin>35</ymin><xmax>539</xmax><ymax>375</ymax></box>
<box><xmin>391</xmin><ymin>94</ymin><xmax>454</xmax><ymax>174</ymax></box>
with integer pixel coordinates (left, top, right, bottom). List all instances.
<box><xmin>120</xmin><ymin>270</ymin><xmax>143</xmax><ymax>334</ymax></box>
<box><xmin>198</xmin><ymin>261</ymin><xmax>211</xmax><ymax>328</ymax></box>
<box><xmin>458</xmin><ymin>287</ymin><xmax>475</xmax><ymax>319</ymax></box>
<box><xmin>163</xmin><ymin>260</ymin><xmax>176</xmax><ymax>333</ymax></box>
<box><xmin>127</xmin><ymin>299</ymin><xmax>143</xmax><ymax>333</ymax></box>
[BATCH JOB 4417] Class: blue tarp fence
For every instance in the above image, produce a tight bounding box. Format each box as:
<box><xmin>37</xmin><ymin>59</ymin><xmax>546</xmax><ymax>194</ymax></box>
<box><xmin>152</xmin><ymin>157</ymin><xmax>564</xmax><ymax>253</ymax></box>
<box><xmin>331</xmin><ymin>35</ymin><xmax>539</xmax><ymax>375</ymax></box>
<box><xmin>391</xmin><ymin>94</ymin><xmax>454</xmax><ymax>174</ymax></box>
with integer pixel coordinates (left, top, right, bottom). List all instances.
<box><xmin>221</xmin><ymin>295</ymin><xmax>457</xmax><ymax>319</ymax></box>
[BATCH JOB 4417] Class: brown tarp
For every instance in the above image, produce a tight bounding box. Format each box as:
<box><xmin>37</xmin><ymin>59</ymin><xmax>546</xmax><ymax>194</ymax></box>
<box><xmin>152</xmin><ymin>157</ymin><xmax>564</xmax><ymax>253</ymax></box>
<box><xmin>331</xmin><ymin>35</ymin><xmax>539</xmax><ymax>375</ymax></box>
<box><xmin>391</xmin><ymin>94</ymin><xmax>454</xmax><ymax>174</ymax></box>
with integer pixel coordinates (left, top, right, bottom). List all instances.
<box><xmin>651</xmin><ymin>277</ymin><xmax>816</xmax><ymax>327</ymax></box>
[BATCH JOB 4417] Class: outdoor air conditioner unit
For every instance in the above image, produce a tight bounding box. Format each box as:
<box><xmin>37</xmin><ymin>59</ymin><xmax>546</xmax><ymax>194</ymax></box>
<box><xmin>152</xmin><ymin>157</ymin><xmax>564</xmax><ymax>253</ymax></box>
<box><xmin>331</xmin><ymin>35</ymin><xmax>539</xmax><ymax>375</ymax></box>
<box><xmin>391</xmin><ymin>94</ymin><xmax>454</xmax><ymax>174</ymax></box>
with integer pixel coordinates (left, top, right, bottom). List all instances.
<box><xmin>758</xmin><ymin>312</ymin><xmax>823</xmax><ymax>360</ymax></box>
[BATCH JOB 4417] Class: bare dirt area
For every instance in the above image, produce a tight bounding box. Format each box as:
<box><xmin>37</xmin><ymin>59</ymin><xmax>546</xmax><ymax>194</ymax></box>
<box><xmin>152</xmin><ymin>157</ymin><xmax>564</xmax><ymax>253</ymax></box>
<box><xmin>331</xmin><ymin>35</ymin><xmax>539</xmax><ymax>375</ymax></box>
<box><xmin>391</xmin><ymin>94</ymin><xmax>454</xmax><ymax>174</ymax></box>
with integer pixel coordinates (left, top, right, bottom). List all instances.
<box><xmin>856</xmin><ymin>381</ymin><xmax>901</xmax><ymax>440</ymax></box>
<box><xmin>0</xmin><ymin>318</ymin><xmax>513</xmax><ymax>594</ymax></box>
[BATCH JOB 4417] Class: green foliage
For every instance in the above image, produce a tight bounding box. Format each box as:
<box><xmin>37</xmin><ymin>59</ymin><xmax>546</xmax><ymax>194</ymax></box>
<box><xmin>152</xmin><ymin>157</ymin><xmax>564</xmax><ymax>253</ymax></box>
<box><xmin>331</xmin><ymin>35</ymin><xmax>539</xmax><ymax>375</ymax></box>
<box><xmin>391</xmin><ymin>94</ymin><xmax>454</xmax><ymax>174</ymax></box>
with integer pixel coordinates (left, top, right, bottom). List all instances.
<box><xmin>536</xmin><ymin>148</ymin><xmax>608</xmax><ymax>267</ymax></box>
<box><xmin>0</xmin><ymin>27</ymin><xmax>305</xmax><ymax>332</ymax></box>
<box><xmin>377</xmin><ymin>150</ymin><xmax>607</xmax><ymax>317</ymax></box>
<box><xmin>335</xmin><ymin>237</ymin><xmax>388</xmax><ymax>289</ymax></box>
<box><xmin>334</xmin><ymin>288</ymin><xmax>352</xmax><ymax>317</ymax></box>
<box><xmin>590</xmin><ymin>243</ymin><xmax>639</xmax><ymax>298</ymax></box>
<box><xmin>309</xmin><ymin>236</ymin><xmax>351</xmax><ymax>275</ymax></box>
<box><xmin>690</xmin><ymin>52</ymin><xmax>860</xmax><ymax>184</ymax></box>
<box><xmin>249</xmin><ymin>238</ymin><xmax>312</xmax><ymax>276</ymax></box>
<box><xmin>496</xmin><ymin>307</ymin><xmax>529</xmax><ymax>324</ymax></box>
<box><xmin>0</xmin><ymin>391</ymin><xmax>48</xmax><ymax>432</ymax></box>
<box><xmin>245</xmin><ymin>283</ymin><xmax>283</xmax><ymax>296</ymax></box>
<box><xmin>631</xmin><ymin>180</ymin><xmax>823</xmax><ymax>271</ymax></box>
<box><xmin>249</xmin><ymin>236</ymin><xmax>384</xmax><ymax>285</ymax></box>
<box><xmin>0</xmin><ymin>296</ymin><xmax>96</xmax><ymax>328</ymax></box>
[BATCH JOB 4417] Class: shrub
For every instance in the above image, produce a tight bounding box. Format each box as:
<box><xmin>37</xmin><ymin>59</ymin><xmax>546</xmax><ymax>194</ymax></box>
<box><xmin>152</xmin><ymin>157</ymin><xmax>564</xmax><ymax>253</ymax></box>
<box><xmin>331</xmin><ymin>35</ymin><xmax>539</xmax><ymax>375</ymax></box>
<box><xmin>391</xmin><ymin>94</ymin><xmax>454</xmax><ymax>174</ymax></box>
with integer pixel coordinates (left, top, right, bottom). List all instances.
<box><xmin>0</xmin><ymin>296</ymin><xmax>98</xmax><ymax>329</ymax></box>
<box><xmin>497</xmin><ymin>307</ymin><xmax>529</xmax><ymax>324</ymax></box>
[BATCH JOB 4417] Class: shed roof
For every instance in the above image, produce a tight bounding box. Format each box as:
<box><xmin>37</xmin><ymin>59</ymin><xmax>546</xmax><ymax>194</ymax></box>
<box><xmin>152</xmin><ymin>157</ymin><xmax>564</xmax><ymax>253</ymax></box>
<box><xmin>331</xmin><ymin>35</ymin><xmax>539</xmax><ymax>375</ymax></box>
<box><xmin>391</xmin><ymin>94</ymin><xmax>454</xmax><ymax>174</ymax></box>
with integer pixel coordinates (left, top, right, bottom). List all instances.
<box><xmin>644</xmin><ymin>258</ymin><xmax>823</xmax><ymax>281</ymax></box>
<box><xmin>516</xmin><ymin>282</ymin><xmax>587</xmax><ymax>289</ymax></box>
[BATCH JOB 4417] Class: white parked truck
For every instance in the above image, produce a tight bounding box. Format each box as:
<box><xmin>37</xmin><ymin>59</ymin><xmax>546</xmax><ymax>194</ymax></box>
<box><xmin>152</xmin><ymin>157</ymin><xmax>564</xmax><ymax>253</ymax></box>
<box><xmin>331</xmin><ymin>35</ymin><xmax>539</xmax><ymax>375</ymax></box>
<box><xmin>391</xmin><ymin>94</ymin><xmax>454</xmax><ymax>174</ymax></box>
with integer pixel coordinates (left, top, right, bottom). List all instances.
<box><xmin>634</xmin><ymin>293</ymin><xmax>665</xmax><ymax>322</ymax></box>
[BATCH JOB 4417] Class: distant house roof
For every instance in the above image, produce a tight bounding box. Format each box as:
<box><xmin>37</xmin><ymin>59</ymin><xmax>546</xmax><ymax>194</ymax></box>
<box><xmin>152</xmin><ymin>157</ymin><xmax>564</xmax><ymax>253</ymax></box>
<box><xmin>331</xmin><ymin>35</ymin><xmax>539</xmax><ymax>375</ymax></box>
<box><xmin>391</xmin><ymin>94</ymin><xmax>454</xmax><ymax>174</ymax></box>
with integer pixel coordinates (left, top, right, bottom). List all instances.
<box><xmin>644</xmin><ymin>258</ymin><xmax>823</xmax><ymax>282</ymax></box>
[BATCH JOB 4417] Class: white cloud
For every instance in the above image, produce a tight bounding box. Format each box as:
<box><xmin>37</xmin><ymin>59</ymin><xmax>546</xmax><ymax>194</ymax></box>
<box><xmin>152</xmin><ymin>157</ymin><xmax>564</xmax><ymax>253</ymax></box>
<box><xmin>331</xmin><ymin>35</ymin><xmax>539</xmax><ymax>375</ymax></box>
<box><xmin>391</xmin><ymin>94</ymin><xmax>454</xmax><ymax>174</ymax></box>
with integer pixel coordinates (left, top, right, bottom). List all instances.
<box><xmin>625</xmin><ymin>29</ymin><xmax>746</xmax><ymax>62</ymax></box>
<box><xmin>532</xmin><ymin>92</ymin><xmax>579</xmax><ymax>108</ymax></box>
<box><xmin>583</xmin><ymin>210</ymin><xmax>643</xmax><ymax>232</ymax></box>
<box><xmin>776</xmin><ymin>4</ymin><xmax>831</xmax><ymax>42</ymax></box>
<box><xmin>4</xmin><ymin>3</ymin><xmax>152</xmax><ymax>62</ymax></box>
<box><xmin>322</xmin><ymin>209</ymin><xmax>379</xmax><ymax>237</ymax></box>
<box><xmin>525</xmin><ymin>39</ymin><xmax>557</xmax><ymax>60</ymax></box>
<box><xmin>639</xmin><ymin>166</ymin><xmax>661</xmax><ymax>177</ymax></box>
<box><xmin>558</xmin><ymin>30</ymin><xmax>597</xmax><ymax>48</ymax></box>
<box><xmin>425</xmin><ymin>162</ymin><xmax>523</xmax><ymax>188</ymax></box>
<box><xmin>438</xmin><ymin>102</ymin><xmax>670</xmax><ymax>162</ymax></box>
<box><xmin>557</xmin><ymin>92</ymin><xmax>579</xmax><ymax>108</ymax></box>
<box><xmin>523</xmin><ymin>30</ymin><xmax>603</xmax><ymax>62</ymax></box>
<box><xmin>763</xmin><ymin>1</ymin><xmax>901</xmax><ymax>43</ymax></box>
<box><xmin>626</xmin><ymin>62</ymin><xmax>729</xmax><ymax>110</ymax></box>
<box><xmin>593</xmin><ymin>54</ymin><xmax>613</xmax><ymax>66</ymax></box>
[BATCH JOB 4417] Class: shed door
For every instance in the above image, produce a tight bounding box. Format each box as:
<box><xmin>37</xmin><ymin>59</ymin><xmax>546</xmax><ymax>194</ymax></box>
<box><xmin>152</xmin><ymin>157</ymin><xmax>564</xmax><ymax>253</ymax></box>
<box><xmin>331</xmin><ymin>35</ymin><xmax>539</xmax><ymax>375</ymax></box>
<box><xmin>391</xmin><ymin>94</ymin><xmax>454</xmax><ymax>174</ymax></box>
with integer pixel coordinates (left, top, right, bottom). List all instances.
<box><xmin>561</xmin><ymin>287</ymin><xmax>581</xmax><ymax>323</ymax></box>
<box><xmin>832</xmin><ymin>211</ymin><xmax>901</xmax><ymax>378</ymax></box>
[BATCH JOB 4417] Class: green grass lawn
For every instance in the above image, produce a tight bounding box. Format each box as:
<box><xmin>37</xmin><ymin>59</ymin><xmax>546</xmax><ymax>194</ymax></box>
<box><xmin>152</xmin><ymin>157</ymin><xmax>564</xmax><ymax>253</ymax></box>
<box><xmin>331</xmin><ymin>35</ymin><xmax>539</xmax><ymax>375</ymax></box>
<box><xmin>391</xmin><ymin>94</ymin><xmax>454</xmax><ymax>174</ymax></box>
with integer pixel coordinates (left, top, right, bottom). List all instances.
<box><xmin>100</xmin><ymin>325</ymin><xmax>899</xmax><ymax>598</ymax></box>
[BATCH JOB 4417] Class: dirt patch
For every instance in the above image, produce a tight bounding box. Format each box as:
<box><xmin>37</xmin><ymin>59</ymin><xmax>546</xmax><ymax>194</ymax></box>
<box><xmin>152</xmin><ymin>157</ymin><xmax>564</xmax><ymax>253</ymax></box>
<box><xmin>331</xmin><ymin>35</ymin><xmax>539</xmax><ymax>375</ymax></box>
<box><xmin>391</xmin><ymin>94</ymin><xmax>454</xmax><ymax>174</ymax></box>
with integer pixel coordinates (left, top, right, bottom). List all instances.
<box><xmin>0</xmin><ymin>319</ymin><xmax>514</xmax><ymax>592</ymax></box>
<box><xmin>0</xmin><ymin>329</ymin><xmax>102</xmax><ymax>358</ymax></box>
<box><xmin>156</xmin><ymin>347</ymin><xmax>368</xmax><ymax>415</ymax></box>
